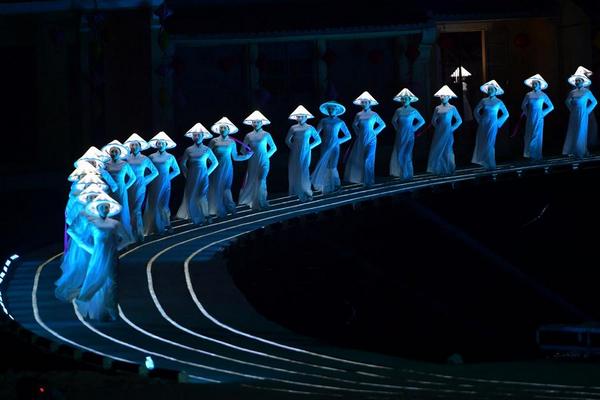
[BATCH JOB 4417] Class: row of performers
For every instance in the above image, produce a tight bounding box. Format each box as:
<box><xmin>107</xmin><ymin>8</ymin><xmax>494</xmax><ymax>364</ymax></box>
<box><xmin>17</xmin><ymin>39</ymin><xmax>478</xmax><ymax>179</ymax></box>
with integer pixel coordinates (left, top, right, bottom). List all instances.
<box><xmin>56</xmin><ymin>68</ymin><xmax>597</xmax><ymax>320</ymax></box>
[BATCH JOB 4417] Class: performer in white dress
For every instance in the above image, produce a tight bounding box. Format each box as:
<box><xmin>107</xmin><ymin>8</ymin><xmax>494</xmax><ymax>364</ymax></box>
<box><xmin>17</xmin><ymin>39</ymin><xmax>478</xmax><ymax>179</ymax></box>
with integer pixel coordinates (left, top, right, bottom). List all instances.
<box><xmin>390</xmin><ymin>88</ymin><xmax>425</xmax><ymax>180</ymax></box>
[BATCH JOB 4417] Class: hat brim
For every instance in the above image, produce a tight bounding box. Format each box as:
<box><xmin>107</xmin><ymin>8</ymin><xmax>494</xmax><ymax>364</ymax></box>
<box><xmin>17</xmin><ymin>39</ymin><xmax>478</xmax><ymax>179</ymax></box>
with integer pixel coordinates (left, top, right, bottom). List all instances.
<box><xmin>77</xmin><ymin>191</ymin><xmax>104</xmax><ymax>204</ymax></box>
<box><xmin>480</xmin><ymin>84</ymin><xmax>505</xmax><ymax>96</ymax></box>
<box><xmin>74</xmin><ymin>157</ymin><xmax>107</xmax><ymax>169</ymax></box>
<box><xmin>211</xmin><ymin>123</ymin><xmax>239</xmax><ymax>134</ymax></box>
<box><xmin>86</xmin><ymin>199</ymin><xmax>122</xmax><ymax>217</ymax></box>
<box><xmin>568</xmin><ymin>74</ymin><xmax>592</xmax><ymax>87</ymax></box>
<box><xmin>123</xmin><ymin>140</ymin><xmax>150</xmax><ymax>151</ymax></box>
<box><xmin>148</xmin><ymin>139</ymin><xmax>177</xmax><ymax>149</ymax></box>
<box><xmin>524</xmin><ymin>78</ymin><xmax>548</xmax><ymax>90</ymax></box>
<box><xmin>184</xmin><ymin>132</ymin><xmax>213</xmax><ymax>140</ymax></box>
<box><xmin>319</xmin><ymin>102</ymin><xmax>346</xmax><ymax>116</ymax></box>
<box><xmin>102</xmin><ymin>143</ymin><xmax>130</xmax><ymax>158</ymax></box>
<box><xmin>242</xmin><ymin>119</ymin><xmax>271</xmax><ymax>126</ymax></box>
<box><xmin>393</xmin><ymin>95</ymin><xmax>419</xmax><ymax>103</ymax></box>
<box><xmin>76</xmin><ymin>181</ymin><xmax>109</xmax><ymax>193</ymax></box>
<box><xmin>289</xmin><ymin>114</ymin><xmax>314</xmax><ymax>120</ymax></box>
<box><xmin>352</xmin><ymin>99</ymin><xmax>379</xmax><ymax>106</ymax></box>
<box><xmin>68</xmin><ymin>169</ymin><xmax>100</xmax><ymax>182</ymax></box>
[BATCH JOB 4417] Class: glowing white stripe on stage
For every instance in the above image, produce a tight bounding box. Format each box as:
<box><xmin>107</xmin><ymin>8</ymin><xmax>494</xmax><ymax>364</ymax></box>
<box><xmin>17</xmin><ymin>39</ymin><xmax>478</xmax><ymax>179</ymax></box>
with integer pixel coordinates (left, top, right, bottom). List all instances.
<box><xmin>118</xmin><ymin>304</ymin><xmax>375</xmax><ymax>384</ymax></box>
<box><xmin>403</xmin><ymin>369</ymin><xmax>600</xmax><ymax>391</ymax></box>
<box><xmin>187</xmin><ymin>374</ymin><xmax>222</xmax><ymax>383</ymax></box>
<box><xmin>525</xmin><ymin>388</ymin><xmax>600</xmax><ymax>397</ymax></box>
<box><xmin>73</xmin><ymin>301</ymin><xmax>267</xmax><ymax>381</ymax></box>
<box><xmin>73</xmin><ymin>302</ymin><xmax>418</xmax><ymax>395</ymax></box>
<box><xmin>32</xmin><ymin>253</ymin><xmax>134</xmax><ymax>363</ymax></box>
<box><xmin>144</xmin><ymin>236</ymin><xmax>347</xmax><ymax>373</ymax></box>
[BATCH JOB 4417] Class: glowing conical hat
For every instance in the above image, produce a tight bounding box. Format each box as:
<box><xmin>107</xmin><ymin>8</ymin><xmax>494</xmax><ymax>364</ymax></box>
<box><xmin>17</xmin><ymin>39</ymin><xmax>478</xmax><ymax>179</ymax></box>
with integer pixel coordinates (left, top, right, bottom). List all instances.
<box><xmin>184</xmin><ymin>123</ymin><xmax>212</xmax><ymax>139</ymax></box>
<box><xmin>148</xmin><ymin>131</ymin><xmax>177</xmax><ymax>149</ymax></box>
<box><xmin>319</xmin><ymin>101</ymin><xmax>346</xmax><ymax>116</ymax></box>
<box><xmin>353</xmin><ymin>91</ymin><xmax>379</xmax><ymax>106</ymax></box>
<box><xmin>450</xmin><ymin>66</ymin><xmax>472</xmax><ymax>78</ymax></box>
<box><xmin>77</xmin><ymin>184</ymin><xmax>106</xmax><ymax>204</ymax></box>
<box><xmin>434</xmin><ymin>85</ymin><xmax>458</xmax><ymax>98</ymax></box>
<box><xmin>68</xmin><ymin>163</ymin><xmax>100</xmax><ymax>182</ymax></box>
<box><xmin>393</xmin><ymin>88</ymin><xmax>419</xmax><ymax>103</ymax></box>
<box><xmin>524</xmin><ymin>74</ymin><xmax>548</xmax><ymax>90</ymax></box>
<box><xmin>211</xmin><ymin>117</ymin><xmax>239</xmax><ymax>134</ymax></box>
<box><xmin>289</xmin><ymin>105</ymin><xmax>314</xmax><ymax>120</ymax></box>
<box><xmin>575</xmin><ymin>66</ymin><xmax>593</xmax><ymax>77</ymax></box>
<box><xmin>568</xmin><ymin>66</ymin><xmax>592</xmax><ymax>87</ymax></box>
<box><xmin>85</xmin><ymin>192</ymin><xmax>122</xmax><ymax>217</ymax></box>
<box><xmin>243</xmin><ymin>110</ymin><xmax>271</xmax><ymax>126</ymax></box>
<box><xmin>102</xmin><ymin>140</ymin><xmax>129</xmax><ymax>158</ymax></box>
<box><xmin>75</xmin><ymin>173</ymin><xmax>109</xmax><ymax>192</ymax></box>
<box><xmin>123</xmin><ymin>133</ymin><xmax>150</xmax><ymax>151</ymax></box>
<box><xmin>480</xmin><ymin>80</ymin><xmax>505</xmax><ymax>96</ymax></box>
<box><xmin>74</xmin><ymin>146</ymin><xmax>110</xmax><ymax>167</ymax></box>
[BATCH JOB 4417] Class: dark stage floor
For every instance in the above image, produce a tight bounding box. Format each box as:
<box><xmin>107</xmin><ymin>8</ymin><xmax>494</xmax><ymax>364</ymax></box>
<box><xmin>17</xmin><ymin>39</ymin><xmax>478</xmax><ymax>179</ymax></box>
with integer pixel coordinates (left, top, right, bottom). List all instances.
<box><xmin>4</xmin><ymin>156</ymin><xmax>600</xmax><ymax>399</ymax></box>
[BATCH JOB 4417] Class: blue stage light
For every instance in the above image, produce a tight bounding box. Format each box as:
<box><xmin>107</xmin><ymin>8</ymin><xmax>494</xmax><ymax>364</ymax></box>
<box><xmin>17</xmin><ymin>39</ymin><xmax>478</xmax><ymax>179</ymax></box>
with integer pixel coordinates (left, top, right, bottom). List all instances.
<box><xmin>145</xmin><ymin>356</ymin><xmax>155</xmax><ymax>370</ymax></box>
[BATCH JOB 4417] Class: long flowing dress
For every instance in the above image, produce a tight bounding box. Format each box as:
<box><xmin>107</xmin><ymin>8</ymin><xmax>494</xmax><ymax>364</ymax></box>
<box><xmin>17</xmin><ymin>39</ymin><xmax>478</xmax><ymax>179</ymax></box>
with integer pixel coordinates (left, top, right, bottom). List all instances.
<box><xmin>286</xmin><ymin>124</ymin><xmax>319</xmax><ymax>201</ymax></box>
<box><xmin>471</xmin><ymin>97</ymin><xmax>509</xmax><ymax>169</ymax></box>
<box><xmin>55</xmin><ymin>205</ymin><xmax>91</xmax><ymax>302</ymax></box>
<box><xmin>75</xmin><ymin>217</ymin><xmax>130</xmax><ymax>321</ymax></box>
<box><xmin>344</xmin><ymin>110</ymin><xmax>386</xmax><ymax>186</ymax></box>
<box><xmin>563</xmin><ymin>88</ymin><xmax>598</xmax><ymax>158</ymax></box>
<box><xmin>176</xmin><ymin>144</ymin><xmax>216</xmax><ymax>224</ymax></box>
<box><xmin>208</xmin><ymin>137</ymin><xmax>238</xmax><ymax>217</ymax></box>
<box><xmin>126</xmin><ymin>154</ymin><xmax>158</xmax><ymax>241</ymax></box>
<box><xmin>238</xmin><ymin>131</ymin><xmax>274</xmax><ymax>210</ymax></box>
<box><xmin>390</xmin><ymin>106</ymin><xmax>425</xmax><ymax>179</ymax></box>
<box><xmin>311</xmin><ymin>117</ymin><xmax>350</xmax><ymax>193</ymax></box>
<box><xmin>143</xmin><ymin>152</ymin><xmax>180</xmax><ymax>235</ymax></box>
<box><xmin>427</xmin><ymin>104</ymin><xmax>462</xmax><ymax>175</ymax></box>
<box><xmin>521</xmin><ymin>91</ymin><xmax>553</xmax><ymax>160</ymax></box>
<box><xmin>105</xmin><ymin>160</ymin><xmax>136</xmax><ymax>240</ymax></box>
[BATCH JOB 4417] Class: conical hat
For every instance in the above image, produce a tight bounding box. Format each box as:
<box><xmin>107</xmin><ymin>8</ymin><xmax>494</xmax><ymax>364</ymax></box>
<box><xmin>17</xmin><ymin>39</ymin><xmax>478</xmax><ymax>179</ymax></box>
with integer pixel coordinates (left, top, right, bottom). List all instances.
<box><xmin>124</xmin><ymin>133</ymin><xmax>150</xmax><ymax>151</ymax></box>
<box><xmin>74</xmin><ymin>146</ymin><xmax>110</xmax><ymax>167</ymax></box>
<box><xmin>524</xmin><ymin>74</ymin><xmax>548</xmax><ymax>90</ymax></box>
<box><xmin>353</xmin><ymin>91</ymin><xmax>379</xmax><ymax>106</ymax></box>
<box><xmin>211</xmin><ymin>117</ymin><xmax>239</xmax><ymax>134</ymax></box>
<box><xmin>393</xmin><ymin>88</ymin><xmax>419</xmax><ymax>103</ymax></box>
<box><xmin>434</xmin><ymin>85</ymin><xmax>458</xmax><ymax>98</ymax></box>
<box><xmin>148</xmin><ymin>131</ymin><xmax>177</xmax><ymax>149</ymax></box>
<box><xmin>85</xmin><ymin>192</ymin><xmax>122</xmax><ymax>217</ymax></box>
<box><xmin>68</xmin><ymin>163</ymin><xmax>100</xmax><ymax>182</ymax></box>
<box><xmin>75</xmin><ymin>174</ymin><xmax>109</xmax><ymax>192</ymax></box>
<box><xmin>319</xmin><ymin>101</ymin><xmax>346</xmax><ymax>116</ymax></box>
<box><xmin>242</xmin><ymin>110</ymin><xmax>271</xmax><ymax>126</ymax></box>
<box><xmin>184</xmin><ymin>123</ymin><xmax>213</xmax><ymax>139</ymax></box>
<box><xmin>289</xmin><ymin>105</ymin><xmax>314</xmax><ymax>120</ymax></box>
<box><xmin>102</xmin><ymin>140</ymin><xmax>130</xmax><ymax>158</ymax></box>
<box><xmin>77</xmin><ymin>184</ymin><xmax>106</xmax><ymax>204</ymax></box>
<box><xmin>450</xmin><ymin>66</ymin><xmax>472</xmax><ymax>78</ymax></box>
<box><xmin>575</xmin><ymin>66</ymin><xmax>593</xmax><ymax>77</ymax></box>
<box><xmin>480</xmin><ymin>80</ymin><xmax>505</xmax><ymax>96</ymax></box>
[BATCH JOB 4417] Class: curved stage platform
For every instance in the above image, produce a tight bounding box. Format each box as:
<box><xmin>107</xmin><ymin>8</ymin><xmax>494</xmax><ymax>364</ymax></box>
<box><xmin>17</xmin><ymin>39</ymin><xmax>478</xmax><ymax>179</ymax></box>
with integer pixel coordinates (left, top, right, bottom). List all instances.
<box><xmin>6</xmin><ymin>156</ymin><xmax>600</xmax><ymax>399</ymax></box>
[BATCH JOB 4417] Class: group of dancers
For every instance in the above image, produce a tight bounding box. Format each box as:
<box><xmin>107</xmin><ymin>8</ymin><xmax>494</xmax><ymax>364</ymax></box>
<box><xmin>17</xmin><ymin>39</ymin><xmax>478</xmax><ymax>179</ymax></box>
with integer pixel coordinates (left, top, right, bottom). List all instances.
<box><xmin>55</xmin><ymin>65</ymin><xmax>597</xmax><ymax>321</ymax></box>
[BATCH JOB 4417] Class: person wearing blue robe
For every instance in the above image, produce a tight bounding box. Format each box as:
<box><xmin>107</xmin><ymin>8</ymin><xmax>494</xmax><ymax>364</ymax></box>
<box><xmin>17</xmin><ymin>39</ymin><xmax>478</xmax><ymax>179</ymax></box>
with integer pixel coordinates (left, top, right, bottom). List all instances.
<box><xmin>344</xmin><ymin>91</ymin><xmax>386</xmax><ymax>186</ymax></box>
<box><xmin>208</xmin><ymin>118</ymin><xmax>253</xmax><ymax>218</ymax></box>
<box><xmin>521</xmin><ymin>74</ymin><xmax>554</xmax><ymax>161</ymax></box>
<box><xmin>427</xmin><ymin>85</ymin><xmax>463</xmax><ymax>175</ymax></box>
<box><xmin>143</xmin><ymin>133</ymin><xmax>180</xmax><ymax>235</ymax></box>
<box><xmin>239</xmin><ymin>112</ymin><xmax>277</xmax><ymax>210</ymax></box>
<box><xmin>176</xmin><ymin>127</ymin><xmax>219</xmax><ymax>225</ymax></box>
<box><xmin>55</xmin><ymin>185</ymin><xmax>104</xmax><ymax>302</ymax></box>
<box><xmin>390</xmin><ymin>89</ymin><xmax>425</xmax><ymax>180</ymax></box>
<box><xmin>285</xmin><ymin>106</ymin><xmax>320</xmax><ymax>202</ymax></box>
<box><xmin>563</xmin><ymin>69</ymin><xmax>598</xmax><ymax>158</ymax></box>
<box><xmin>124</xmin><ymin>135</ymin><xmax>158</xmax><ymax>242</ymax></box>
<box><xmin>70</xmin><ymin>194</ymin><xmax>132</xmax><ymax>321</ymax></box>
<box><xmin>471</xmin><ymin>80</ymin><xmax>509</xmax><ymax>170</ymax></box>
<box><xmin>102</xmin><ymin>141</ymin><xmax>137</xmax><ymax>241</ymax></box>
<box><xmin>311</xmin><ymin>101</ymin><xmax>351</xmax><ymax>194</ymax></box>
